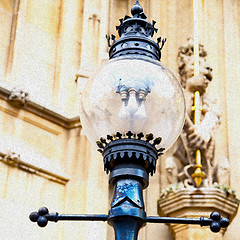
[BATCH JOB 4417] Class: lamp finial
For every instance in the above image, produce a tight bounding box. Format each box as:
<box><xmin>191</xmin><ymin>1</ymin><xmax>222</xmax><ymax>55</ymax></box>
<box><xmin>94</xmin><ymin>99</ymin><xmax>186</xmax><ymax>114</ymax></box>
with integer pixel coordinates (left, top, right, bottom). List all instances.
<box><xmin>131</xmin><ymin>0</ymin><xmax>143</xmax><ymax>17</ymax></box>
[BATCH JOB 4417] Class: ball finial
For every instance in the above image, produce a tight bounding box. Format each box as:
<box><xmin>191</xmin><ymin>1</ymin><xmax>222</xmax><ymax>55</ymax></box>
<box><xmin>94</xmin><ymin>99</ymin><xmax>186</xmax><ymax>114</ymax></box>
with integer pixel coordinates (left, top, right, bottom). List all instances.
<box><xmin>131</xmin><ymin>0</ymin><xmax>143</xmax><ymax>17</ymax></box>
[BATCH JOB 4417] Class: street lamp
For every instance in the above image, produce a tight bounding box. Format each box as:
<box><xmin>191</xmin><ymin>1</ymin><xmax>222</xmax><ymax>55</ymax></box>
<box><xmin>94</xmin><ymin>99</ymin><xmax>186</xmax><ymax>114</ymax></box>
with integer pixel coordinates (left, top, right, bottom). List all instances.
<box><xmin>29</xmin><ymin>1</ymin><xmax>229</xmax><ymax>239</ymax></box>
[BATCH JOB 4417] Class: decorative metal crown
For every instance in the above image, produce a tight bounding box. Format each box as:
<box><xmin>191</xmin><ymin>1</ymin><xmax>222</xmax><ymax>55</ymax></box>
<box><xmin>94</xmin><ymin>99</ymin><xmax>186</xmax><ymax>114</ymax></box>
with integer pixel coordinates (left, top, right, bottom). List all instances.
<box><xmin>97</xmin><ymin>131</ymin><xmax>165</xmax><ymax>176</ymax></box>
<box><xmin>107</xmin><ymin>0</ymin><xmax>166</xmax><ymax>61</ymax></box>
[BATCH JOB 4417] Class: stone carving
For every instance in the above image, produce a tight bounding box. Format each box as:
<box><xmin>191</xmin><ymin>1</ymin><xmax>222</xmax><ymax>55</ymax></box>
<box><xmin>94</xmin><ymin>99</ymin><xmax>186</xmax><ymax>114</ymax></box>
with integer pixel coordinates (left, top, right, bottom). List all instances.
<box><xmin>1</xmin><ymin>151</ymin><xmax>21</xmax><ymax>166</ymax></box>
<box><xmin>216</xmin><ymin>156</ymin><xmax>230</xmax><ymax>186</ymax></box>
<box><xmin>165</xmin><ymin>38</ymin><xmax>229</xmax><ymax>187</ymax></box>
<box><xmin>8</xmin><ymin>87</ymin><xmax>29</xmax><ymax>105</ymax></box>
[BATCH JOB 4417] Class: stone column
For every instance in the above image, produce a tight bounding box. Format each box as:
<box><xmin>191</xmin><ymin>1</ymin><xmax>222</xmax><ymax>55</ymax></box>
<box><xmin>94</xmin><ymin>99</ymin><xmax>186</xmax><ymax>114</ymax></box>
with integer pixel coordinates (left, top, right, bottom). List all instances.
<box><xmin>158</xmin><ymin>188</ymin><xmax>239</xmax><ymax>240</ymax></box>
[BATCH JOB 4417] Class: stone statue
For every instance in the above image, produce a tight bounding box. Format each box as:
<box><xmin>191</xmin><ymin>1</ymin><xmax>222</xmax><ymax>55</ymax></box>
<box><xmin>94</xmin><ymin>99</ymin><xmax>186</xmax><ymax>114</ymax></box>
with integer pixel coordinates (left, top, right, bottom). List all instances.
<box><xmin>165</xmin><ymin>38</ymin><xmax>227</xmax><ymax>187</ymax></box>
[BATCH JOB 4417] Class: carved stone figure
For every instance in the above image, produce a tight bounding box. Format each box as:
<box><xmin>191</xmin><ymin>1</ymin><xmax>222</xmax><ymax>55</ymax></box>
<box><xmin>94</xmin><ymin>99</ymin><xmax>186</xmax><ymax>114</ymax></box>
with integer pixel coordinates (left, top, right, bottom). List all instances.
<box><xmin>216</xmin><ymin>156</ymin><xmax>230</xmax><ymax>186</ymax></box>
<box><xmin>165</xmin><ymin>38</ymin><xmax>226</xmax><ymax>187</ymax></box>
<box><xmin>165</xmin><ymin>156</ymin><xmax>178</xmax><ymax>184</ymax></box>
<box><xmin>8</xmin><ymin>87</ymin><xmax>29</xmax><ymax>105</ymax></box>
<box><xmin>1</xmin><ymin>151</ymin><xmax>20</xmax><ymax>166</ymax></box>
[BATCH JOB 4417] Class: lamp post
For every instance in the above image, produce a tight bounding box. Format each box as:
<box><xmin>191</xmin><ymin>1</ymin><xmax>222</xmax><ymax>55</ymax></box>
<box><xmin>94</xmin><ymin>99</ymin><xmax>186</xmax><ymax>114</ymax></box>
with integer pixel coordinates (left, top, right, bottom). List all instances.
<box><xmin>29</xmin><ymin>1</ymin><xmax>229</xmax><ymax>239</ymax></box>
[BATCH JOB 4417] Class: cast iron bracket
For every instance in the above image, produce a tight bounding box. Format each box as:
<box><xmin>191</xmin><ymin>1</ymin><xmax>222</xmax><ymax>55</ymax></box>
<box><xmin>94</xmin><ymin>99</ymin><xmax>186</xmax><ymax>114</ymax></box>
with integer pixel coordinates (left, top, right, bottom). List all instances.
<box><xmin>29</xmin><ymin>207</ymin><xmax>229</xmax><ymax>233</ymax></box>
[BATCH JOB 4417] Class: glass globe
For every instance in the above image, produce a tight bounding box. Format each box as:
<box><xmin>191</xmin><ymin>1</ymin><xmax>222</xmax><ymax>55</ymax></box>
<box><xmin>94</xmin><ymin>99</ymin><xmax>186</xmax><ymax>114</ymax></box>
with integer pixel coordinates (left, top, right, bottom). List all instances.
<box><xmin>79</xmin><ymin>56</ymin><xmax>185</xmax><ymax>151</ymax></box>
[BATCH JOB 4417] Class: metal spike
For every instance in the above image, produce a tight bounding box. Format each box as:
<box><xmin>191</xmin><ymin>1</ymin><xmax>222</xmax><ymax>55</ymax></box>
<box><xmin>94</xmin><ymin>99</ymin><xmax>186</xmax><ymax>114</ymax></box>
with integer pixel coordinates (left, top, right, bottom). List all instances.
<box><xmin>116</xmin><ymin>132</ymin><xmax>122</xmax><ymax>139</ymax></box>
<box><xmin>160</xmin><ymin>38</ymin><xmax>167</xmax><ymax>50</ymax></box>
<box><xmin>107</xmin><ymin>135</ymin><xmax>113</xmax><ymax>141</ymax></box>
<box><xmin>157</xmin><ymin>148</ymin><xmax>165</xmax><ymax>152</ymax></box>
<box><xmin>153</xmin><ymin>137</ymin><xmax>162</xmax><ymax>146</ymax></box>
<box><xmin>126</xmin><ymin>131</ymin><xmax>133</xmax><ymax>139</ymax></box>
<box><xmin>111</xmin><ymin>34</ymin><xmax>116</xmax><ymax>43</ymax></box>
<box><xmin>100</xmin><ymin>137</ymin><xmax>107</xmax><ymax>145</ymax></box>
<box><xmin>146</xmin><ymin>133</ymin><xmax>154</xmax><ymax>142</ymax></box>
<box><xmin>157</xmin><ymin>37</ymin><xmax>161</xmax><ymax>46</ymax></box>
<box><xmin>96</xmin><ymin>141</ymin><xmax>104</xmax><ymax>149</ymax></box>
<box><xmin>124</xmin><ymin>15</ymin><xmax>131</xmax><ymax>21</ymax></box>
<box><xmin>139</xmin><ymin>12</ymin><xmax>147</xmax><ymax>19</ymax></box>
<box><xmin>106</xmin><ymin>35</ymin><xmax>111</xmax><ymax>47</ymax></box>
<box><xmin>137</xmin><ymin>132</ymin><xmax>144</xmax><ymax>140</ymax></box>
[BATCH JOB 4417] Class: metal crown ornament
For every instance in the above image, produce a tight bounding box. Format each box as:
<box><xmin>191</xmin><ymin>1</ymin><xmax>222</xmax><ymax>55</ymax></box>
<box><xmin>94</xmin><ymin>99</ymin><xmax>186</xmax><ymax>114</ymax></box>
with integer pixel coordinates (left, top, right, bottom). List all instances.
<box><xmin>106</xmin><ymin>0</ymin><xmax>166</xmax><ymax>60</ymax></box>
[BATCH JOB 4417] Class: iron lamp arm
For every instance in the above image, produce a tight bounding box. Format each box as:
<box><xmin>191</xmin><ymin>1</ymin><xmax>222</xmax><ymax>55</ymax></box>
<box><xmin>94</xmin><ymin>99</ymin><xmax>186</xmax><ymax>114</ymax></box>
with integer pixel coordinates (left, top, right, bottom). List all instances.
<box><xmin>29</xmin><ymin>207</ymin><xmax>108</xmax><ymax>227</ymax></box>
<box><xmin>29</xmin><ymin>207</ymin><xmax>229</xmax><ymax>233</ymax></box>
<box><xmin>146</xmin><ymin>212</ymin><xmax>229</xmax><ymax>233</ymax></box>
